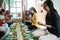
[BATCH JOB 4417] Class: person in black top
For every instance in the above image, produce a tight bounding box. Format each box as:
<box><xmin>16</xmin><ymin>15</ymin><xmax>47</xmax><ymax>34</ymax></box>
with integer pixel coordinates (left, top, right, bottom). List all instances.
<box><xmin>38</xmin><ymin>0</ymin><xmax>60</xmax><ymax>37</ymax></box>
<box><xmin>43</xmin><ymin>0</ymin><xmax>60</xmax><ymax>37</ymax></box>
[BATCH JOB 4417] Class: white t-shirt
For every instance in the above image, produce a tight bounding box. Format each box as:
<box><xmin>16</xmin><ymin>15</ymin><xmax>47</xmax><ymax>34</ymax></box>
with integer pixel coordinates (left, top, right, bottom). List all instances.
<box><xmin>0</xmin><ymin>23</ymin><xmax>8</xmax><ymax>31</ymax></box>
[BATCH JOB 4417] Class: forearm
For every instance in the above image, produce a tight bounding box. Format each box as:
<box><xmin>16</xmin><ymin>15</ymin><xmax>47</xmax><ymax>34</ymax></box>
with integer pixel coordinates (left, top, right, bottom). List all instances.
<box><xmin>38</xmin><ymin>22</ymin><xmax>52</xmax><ymax>28</ymax></box>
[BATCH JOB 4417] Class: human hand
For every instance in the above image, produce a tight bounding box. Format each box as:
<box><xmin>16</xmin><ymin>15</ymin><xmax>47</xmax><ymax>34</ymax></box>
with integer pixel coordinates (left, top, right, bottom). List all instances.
<box><xmin>45</xmin><ymin>25</ymin><xmax>52</xmax><ymax>28</ymax></box>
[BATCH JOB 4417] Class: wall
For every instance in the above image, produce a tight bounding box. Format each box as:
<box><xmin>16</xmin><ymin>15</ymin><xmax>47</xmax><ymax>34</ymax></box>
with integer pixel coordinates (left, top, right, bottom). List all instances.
<box><xmin>36</xmin><ymin>0</ymin><xmax>46</xmax><ymax>23</ymax></box>
<box><xmin>52</xmin><ymin>0</ymin><xmax>60</xmax><ymax>15</ymax></box>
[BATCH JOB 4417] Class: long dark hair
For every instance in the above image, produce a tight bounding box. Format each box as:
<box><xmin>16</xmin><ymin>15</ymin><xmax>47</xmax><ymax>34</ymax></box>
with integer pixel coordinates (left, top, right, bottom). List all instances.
<box><xmin>43</xmin><ymin>0</ymin><xmax>57</xmax><ymax>13</ymax></box>
<box><xmin>29</xmin><ymin>7</ymin><xmax>37</xmax><ymax>13</ymax></box>
<box><xmin>29</xmin><ymin>7</ymin><xmax>37</xmax><ymax>16</ymax></box>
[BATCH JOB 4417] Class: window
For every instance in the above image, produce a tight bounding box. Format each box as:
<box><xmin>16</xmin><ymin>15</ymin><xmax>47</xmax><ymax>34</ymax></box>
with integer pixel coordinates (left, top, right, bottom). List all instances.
<box><xmin>5</xmin><ymin>0</ymin><xmax>9</xmax><ymax>11</ymax></box>
<box><xmin>16</xmin><ymin>3</ymin><xmax>22</xmax><ymax>7</ymax></box>
<box><xmin>10</xmin><ymin>8</ymin><xmax>16</xmax><ymax>13</ymax></box>
<box><xmin>10</xmin><ymin>0</ymin><xmax>22</xmax><ymax>19</ymax></box>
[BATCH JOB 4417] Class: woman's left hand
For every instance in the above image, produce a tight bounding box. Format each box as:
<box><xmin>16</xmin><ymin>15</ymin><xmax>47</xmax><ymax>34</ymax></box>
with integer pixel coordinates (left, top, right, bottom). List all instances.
<box><xmin>45</xmin><ymin>25</ymin><xmax>52</xmax><ymax>28</ymax></box>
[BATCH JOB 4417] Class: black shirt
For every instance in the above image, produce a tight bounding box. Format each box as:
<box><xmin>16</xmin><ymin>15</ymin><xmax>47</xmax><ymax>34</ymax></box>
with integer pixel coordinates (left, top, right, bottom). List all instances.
<box><xmin>46</xmin><ymin>11</ymin><xmax>60</xmax><ymax>37</ymax></box>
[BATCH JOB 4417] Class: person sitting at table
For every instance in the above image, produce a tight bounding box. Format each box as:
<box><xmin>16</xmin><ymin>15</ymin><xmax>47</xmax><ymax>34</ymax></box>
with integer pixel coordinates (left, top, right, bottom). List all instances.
<box><xmin>5</xmin><ymin>10</ymin><xmax>13</xmax><ymax>27</ymax></box>
<box><xmin>38</xmin><ymin>0</ymin><xmax>60</xmax><ymax>38</ymax></box>
<box><xmin>28</xmin><ymin>7</ymin><xmax>38</xmax><ymax>30</ymax></box>
<box><xmin>0</xmin><ymin>9</ymin><xmax>6</xmax><ymax>39</ymax></box>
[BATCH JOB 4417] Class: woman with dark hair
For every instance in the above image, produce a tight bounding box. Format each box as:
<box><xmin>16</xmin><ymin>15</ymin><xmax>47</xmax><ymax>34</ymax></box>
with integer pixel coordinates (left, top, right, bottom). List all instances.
<box><xmin>38</xmin><ymin>0</ymin><xmax>60</xmax><ymax>37</ymax></box>
<box><xmin>29</xmin><ymin>7</ymin><xmax>37</xmax><ymax>17</ymax></box>
<box><xmin>28</xmin><ymin>7</ymin><xmax>38</xmax><ymax>30</ymax></box>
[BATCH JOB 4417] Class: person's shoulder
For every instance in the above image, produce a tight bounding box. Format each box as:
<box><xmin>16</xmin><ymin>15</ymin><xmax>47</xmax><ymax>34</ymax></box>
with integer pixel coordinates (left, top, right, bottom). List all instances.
<box><xmin>53</xmin><ymin>11</ymin><xmax>60</xmax><ymax>19</ymax></box>
<box><xmin>54</xmin><ymin>11</ymin><xmax>59</xmax><ymax>16</ymax></box>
